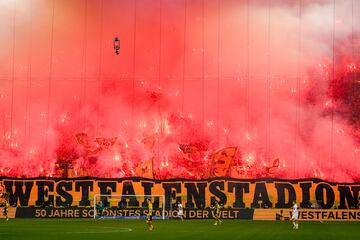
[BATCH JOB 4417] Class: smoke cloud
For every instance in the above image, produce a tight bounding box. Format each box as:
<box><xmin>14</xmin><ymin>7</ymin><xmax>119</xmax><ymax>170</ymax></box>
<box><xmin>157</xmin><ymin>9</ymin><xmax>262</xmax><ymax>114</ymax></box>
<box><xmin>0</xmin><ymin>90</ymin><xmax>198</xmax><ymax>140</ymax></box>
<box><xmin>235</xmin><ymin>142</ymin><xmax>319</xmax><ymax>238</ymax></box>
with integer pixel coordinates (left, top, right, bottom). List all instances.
<box><xmin>0</xmin><ymin>0</ymin><xmax>359</xmax><ymax>182</ymax></box>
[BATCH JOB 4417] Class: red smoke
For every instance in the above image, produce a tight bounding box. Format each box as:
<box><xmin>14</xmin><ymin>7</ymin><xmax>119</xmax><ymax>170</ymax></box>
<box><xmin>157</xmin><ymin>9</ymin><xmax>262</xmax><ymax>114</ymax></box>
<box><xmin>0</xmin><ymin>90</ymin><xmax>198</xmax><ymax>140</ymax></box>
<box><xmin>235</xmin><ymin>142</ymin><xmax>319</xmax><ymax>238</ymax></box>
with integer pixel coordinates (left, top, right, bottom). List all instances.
<box><xmin>0</xmin><ymin>0</ymin><xmax>359</xmax><ymax>182</ymax></box>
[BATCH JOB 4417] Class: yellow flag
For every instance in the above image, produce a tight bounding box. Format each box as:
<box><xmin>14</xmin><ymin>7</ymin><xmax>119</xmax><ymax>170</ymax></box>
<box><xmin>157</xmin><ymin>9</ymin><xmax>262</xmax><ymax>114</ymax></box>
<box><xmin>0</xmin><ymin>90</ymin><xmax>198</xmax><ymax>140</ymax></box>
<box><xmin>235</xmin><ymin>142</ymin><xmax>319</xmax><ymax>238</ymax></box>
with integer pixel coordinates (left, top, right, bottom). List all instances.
<box><xmin>212</xmin><ymin>147</ymin><xmax>237</xmax><ymax>177</ymax></box>
<box><xmin>135</xmin><ymin>159</ymin><xmax>153</xmax><ymax>178</ymax></box>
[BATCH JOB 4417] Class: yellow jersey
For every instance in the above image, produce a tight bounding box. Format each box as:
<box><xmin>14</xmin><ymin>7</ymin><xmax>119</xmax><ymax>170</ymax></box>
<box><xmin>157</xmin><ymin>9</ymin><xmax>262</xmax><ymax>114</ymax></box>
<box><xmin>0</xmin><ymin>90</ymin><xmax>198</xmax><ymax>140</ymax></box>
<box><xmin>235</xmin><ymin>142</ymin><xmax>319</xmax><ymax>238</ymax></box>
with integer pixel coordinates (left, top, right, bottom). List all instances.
<box><xmin>215</xmin><ymin>203</ymin><xmax>220</xmax><ymax>214</ymax></box>
<box><xmin>148</xmin><ymin>202</ymin><xmax>153</xmax><ymax>216</ymax></box>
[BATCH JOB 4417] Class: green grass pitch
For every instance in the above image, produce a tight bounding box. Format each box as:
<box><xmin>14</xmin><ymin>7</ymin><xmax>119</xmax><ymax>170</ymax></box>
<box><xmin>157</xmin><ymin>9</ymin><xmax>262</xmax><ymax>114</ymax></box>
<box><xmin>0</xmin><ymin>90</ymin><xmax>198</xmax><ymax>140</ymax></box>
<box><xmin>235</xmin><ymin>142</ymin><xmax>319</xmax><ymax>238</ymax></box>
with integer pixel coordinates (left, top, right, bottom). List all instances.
<box><xmin>0</xmin><ymin>219</ymin><xmax>359</xmax><ymax>240</ymax></box>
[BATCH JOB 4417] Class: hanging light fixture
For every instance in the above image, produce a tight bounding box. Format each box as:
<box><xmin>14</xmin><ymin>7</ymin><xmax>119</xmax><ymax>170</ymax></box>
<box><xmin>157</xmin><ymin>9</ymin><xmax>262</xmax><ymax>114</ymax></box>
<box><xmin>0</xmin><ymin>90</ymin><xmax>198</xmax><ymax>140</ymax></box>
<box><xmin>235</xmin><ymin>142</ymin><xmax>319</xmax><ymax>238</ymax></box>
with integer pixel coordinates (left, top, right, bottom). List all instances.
<box><xmin>114</xmin><ymin>37</ymin><xmax>120</xmax><ymax>55</ymax></box>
